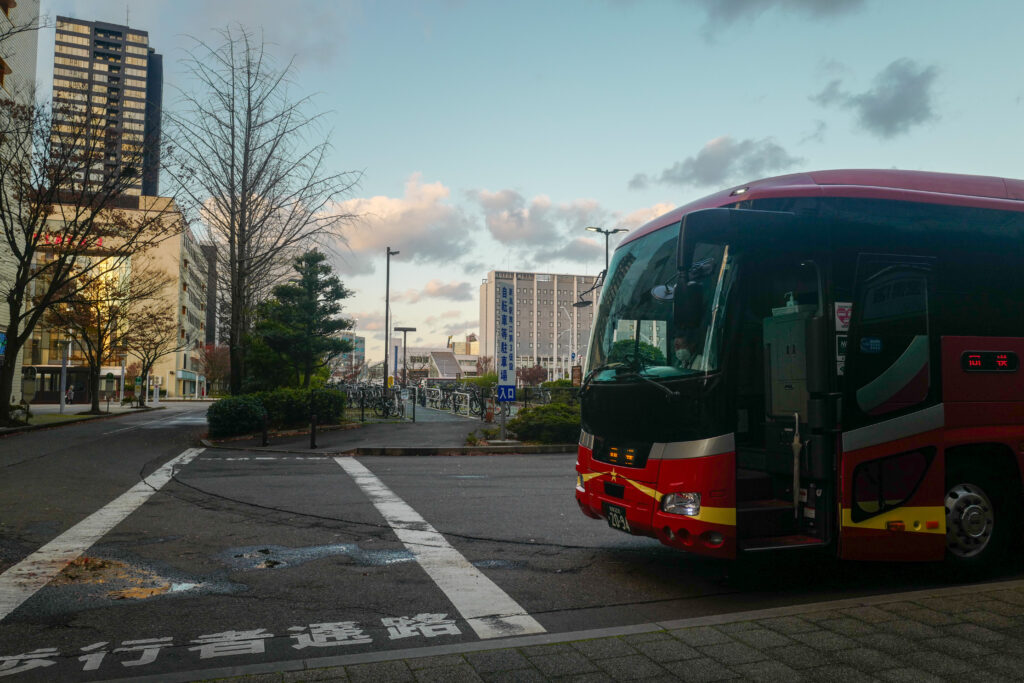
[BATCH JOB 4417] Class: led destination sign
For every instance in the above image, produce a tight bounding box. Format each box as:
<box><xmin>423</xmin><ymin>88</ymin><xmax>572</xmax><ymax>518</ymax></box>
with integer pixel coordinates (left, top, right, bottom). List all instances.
<box><xmin>961</xmin><ymin>351</ymin><xmax>1019</xmax><ymax>373</ymax></box>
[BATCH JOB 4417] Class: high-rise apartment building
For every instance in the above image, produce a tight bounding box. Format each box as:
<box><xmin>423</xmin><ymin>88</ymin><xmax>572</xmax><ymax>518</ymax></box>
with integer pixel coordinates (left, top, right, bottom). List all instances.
<box><xmin>51</xmin><ymin>16</ymin><xmax>163</xmax><ymax>196</ymax></box>
<box><xmin>479</xmin><ymin>270</ymin><xmax>599</xmax><ymax>379</ymax></box>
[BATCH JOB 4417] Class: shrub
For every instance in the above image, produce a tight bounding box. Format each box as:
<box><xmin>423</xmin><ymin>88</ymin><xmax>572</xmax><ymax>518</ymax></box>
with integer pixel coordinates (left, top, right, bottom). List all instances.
<box><xmin>207</xmin><ymin>395</ymin><xmax>265</xmax><ymax>437</ymax></box>
<box><xmin>311</xmin><ymin>388</ymin><xmax>346</xmax><ymax>424</ymax></box>
<box><xmin>507</xmin><ymin>403</ymin><xmax>581</xmax><ymax>444</ymax></box>
<box><xmin>250</xmin><ymin>388</ymin><xmax>347</xmax><ymax>430</ymax></box>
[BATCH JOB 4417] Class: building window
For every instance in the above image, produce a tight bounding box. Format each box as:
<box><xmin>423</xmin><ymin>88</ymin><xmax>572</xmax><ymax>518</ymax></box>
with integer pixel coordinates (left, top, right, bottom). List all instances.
<box><xmin>0</xmin><ymin>56</ymin><xmax>10</xmax><ymax>91</ymax></box>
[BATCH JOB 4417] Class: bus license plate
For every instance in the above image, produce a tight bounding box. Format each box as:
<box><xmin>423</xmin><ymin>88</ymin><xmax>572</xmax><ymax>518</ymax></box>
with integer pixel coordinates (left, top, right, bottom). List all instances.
<box><xmin>603</xmin><ymin>503</ymin><xmax>631</xmax><ymax>533</ymax></box>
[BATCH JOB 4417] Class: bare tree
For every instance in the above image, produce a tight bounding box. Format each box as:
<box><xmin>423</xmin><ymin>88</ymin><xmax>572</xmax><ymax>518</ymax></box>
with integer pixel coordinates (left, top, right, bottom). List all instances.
<box><xmin>123</xmin><ymin>303</ymin><xmax>183</xmax><ymax>408</ymax></box>
<box><xmin>0</xmin><ymin>7</ymin><xmax>46</xmax><ymax>45</ymax></box>
<box><xmin>165</xmin><ymin>26</ymin><xmax>360</xmax><ymax>395</ymax></box>
<box><xmin>0</xmin><ymin>98</ymin><xmax>178</xmax><ymax>424</ymax></box>
<box><xmin>47</xmin><ymin>258</ymin><xmax>173</xmax><ymax>413</ymax></box>
<box><xmin>198</xmin><ymin>343</ymin><xmax>230</xmax><ymax>394</ymax></box>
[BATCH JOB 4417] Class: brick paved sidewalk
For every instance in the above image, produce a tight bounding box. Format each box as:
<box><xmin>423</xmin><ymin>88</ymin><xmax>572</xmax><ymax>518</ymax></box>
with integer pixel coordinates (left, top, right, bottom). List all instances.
<box><xmin>120</xmin><ymin>579</ymin><xmax>1024</xmax><ymax>682</ymax></box>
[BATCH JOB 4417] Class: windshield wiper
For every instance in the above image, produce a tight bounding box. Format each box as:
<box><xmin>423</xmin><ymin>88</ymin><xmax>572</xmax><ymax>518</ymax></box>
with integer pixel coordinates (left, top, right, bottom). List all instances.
<box><xmin>580</xmin><ymin>361</ymin><xmax>680</xmax><ymax>400</ymax></box>
<box><xmin>580</xmin><ymin>361</ymin><xmax>629</xmax><ymax>392</ymax></box>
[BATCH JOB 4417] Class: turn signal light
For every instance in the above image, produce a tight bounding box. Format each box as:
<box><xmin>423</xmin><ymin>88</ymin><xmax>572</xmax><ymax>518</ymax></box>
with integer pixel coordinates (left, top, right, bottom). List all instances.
<box><xmin>886</xmin><ymin>521</ymin><xmax>905</xmax><ymax>532</ymax></box>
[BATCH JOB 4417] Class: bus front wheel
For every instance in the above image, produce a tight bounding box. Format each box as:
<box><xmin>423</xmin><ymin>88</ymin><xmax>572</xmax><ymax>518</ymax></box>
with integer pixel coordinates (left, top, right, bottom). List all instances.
<box><xmin>944</xmin><ymin>464</ymin><xmax>1014</xmax><ymax>572</ymax></box>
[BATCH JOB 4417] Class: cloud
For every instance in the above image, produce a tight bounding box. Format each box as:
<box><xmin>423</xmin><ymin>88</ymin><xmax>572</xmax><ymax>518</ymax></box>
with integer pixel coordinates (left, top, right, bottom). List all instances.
<box><xmin>619</xmin><ymin>203</ymin><xmax>677</xmax><ymax>229</ymax></box>
<box><xmin>692</xmin><ymin>0</ymin><xmax>866</xmax><ymax>31</ymax></box>
<box><xmin>634</xmin><ymin>136</ymin><xmax>802</xmax><ymax>189</ymax></box>
<box><xmin>534</xmin><ymin>237</ymin><xmax>605</xmax><ymax>264</ymax></box>
<box><xmin>393</xmin><ymin>280</ymin><xmax>474</xmax><ymax>304</ymax></box>
<box><xmin>811</xmin><ymin>58</ymin><xmax>940</xmax><ymax>138</ymax></box>
<box><xmin>799</xmin><ymin>120</ymin><xmax>828</xmax><ymax>145</ymax></box>
<box><xmin>425</xmin><ymin>310</ymin><xmax>464</xmax><ymax>325</ymax></box>
<box><xmin>349</xmin><ymin>311</ymin><xmax>385</xmax><ymax>335</ymax></box>
<box><xmin>327</xmin><ymin>174</ymin><xmax>476</xmax><ymax>276</ymax></box>
<box><xmin>461</xmin><ymin>260</ymin><xmax>487</xmax><ymax>276</ymax></box>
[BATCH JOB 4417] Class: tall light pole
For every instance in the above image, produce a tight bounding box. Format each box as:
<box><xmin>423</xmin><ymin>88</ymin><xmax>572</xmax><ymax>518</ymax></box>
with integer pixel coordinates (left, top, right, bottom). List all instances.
<box><xmin>394</xmin><ymin>326</ymin><xmax>416</xmax><ymax>385</ymax></box>
<box><xmin>585</xmin><ymin>226</ymin><xmax>629</xmax><ymax>273</ymax></box>
<box><xmin>383</xmin><ymin>247</ymin><xmax>399</xmax><ymax>390</ymax></box>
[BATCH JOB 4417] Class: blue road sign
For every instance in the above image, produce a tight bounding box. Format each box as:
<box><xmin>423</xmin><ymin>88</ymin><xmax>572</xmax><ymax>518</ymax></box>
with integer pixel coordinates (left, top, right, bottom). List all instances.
<box><xmin>497</xmin><ymin>385</ymin><xmax>516</xmax><ymax>402</ymax></box>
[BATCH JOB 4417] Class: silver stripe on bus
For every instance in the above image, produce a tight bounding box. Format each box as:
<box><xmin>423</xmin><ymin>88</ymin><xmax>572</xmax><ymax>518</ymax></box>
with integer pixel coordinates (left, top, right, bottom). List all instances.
<box><xmin>650</xmin><ymin>433</ymin><xmax>736</xmax><ymax>460</ymax></box>
<box><xmin>841</xmin><ymin>403</ymin><xmax>944</xmax><ymax>453</ymax></box>
<box><xmin>579</xmin><ymin>429</ymin><xmax>595</xmax><ymax>450</ymax></box>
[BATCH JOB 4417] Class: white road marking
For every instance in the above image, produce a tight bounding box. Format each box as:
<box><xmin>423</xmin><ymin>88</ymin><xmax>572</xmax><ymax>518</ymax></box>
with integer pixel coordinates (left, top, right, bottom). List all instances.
<box><xmin>0</xmin><ymin>447</ymin><xmax>203</xmax><ymax>622</ymax></box>
<box><xmin>335</xmin><ymin>457</ymin><xmax>545</xmax><ymax>640</ymax></box>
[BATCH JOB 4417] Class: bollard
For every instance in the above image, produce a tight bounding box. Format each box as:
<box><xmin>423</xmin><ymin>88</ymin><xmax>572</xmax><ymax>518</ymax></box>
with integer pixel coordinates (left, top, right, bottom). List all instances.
<box><xmin>310</xmin><ymin>413</ymin><xmax>318</xmax><ymax>449</ymax></box>
<box><xmin>261</xmin><ymin>412</ymin><xmax>269</xmax><ymax>447</ymax></box>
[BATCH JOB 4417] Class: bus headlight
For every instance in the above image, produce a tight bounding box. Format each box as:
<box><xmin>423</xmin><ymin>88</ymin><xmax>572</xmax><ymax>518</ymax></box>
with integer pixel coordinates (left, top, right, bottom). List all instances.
<box><xmin>662</xmin><ymin>492</ymin><xmax>701</xmax><ymax>516</ymax></box>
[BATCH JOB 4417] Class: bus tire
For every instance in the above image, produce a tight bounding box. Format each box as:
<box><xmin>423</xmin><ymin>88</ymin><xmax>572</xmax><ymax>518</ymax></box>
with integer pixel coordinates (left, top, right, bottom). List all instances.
<box><xmin>944</xmin><ymin>463</ymin><xmax>1015</xmax><ymax>573</ymax></box>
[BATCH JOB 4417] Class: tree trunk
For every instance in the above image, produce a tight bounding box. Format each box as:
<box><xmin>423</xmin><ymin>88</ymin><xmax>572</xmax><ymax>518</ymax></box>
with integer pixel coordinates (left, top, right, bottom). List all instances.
<box><xmin>0</xmin><ymin>312</ymin><xmax>24</xmax><ymax>425</ymax></box>
<box><xmin>89</xmin><ymin>364</ymin><xmax>101</xmax><ymax>413</ymax></box>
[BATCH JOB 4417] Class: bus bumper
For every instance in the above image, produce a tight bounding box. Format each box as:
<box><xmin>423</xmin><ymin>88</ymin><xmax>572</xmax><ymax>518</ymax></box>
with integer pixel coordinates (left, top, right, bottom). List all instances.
<box><xmin>576</xmin><ymin>442</ymin><xmax>736</xmax><ymax>559</ymax></box>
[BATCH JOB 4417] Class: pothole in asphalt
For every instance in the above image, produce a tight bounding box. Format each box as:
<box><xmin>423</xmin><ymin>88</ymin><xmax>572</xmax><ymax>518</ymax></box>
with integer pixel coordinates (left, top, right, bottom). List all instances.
<box><xmin>26</xmin><ymin>550</ymin><xmax>241</xmax><ymax>617</ymax></box>
<box><xmin>53</xmin><ymin>555</ymin><xmax>232</xmax><ymax>601</ymax></box>
<box><xmin>220</xmin><ymin>544</ymin><xmax>415</xmax><ymax>570</ymax></box>
<box><xmin>218</xmin><ymin>544</ymin><xmax>527</xmax><ymax>572</ymax></box>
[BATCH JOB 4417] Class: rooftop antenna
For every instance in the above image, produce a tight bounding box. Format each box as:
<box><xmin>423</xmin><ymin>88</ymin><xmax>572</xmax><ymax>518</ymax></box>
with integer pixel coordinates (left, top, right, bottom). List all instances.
<box><xmin>126</xmin><ymin>2</ymin><xmax>130</xmax><ymax>26</ymax></box>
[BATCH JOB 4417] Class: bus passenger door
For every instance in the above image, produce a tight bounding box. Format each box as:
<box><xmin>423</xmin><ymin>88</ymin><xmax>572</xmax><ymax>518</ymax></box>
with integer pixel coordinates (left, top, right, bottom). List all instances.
<box><xmin>839</xmin><ymin>256</ymin><xmax>946</xmax><ymax>561</ymax></box>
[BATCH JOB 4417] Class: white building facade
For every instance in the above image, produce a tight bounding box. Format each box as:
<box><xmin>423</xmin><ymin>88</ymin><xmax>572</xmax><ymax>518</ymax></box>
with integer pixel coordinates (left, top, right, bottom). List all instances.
<box><xmin>479</xmin><ymin>270</ymin><xmax>598</xmax><ymax>380</ymax></box>
<box><xmin>0</xmin><ymin>0</ymin><xmax>40</xmax><ymax>402</ymax></box>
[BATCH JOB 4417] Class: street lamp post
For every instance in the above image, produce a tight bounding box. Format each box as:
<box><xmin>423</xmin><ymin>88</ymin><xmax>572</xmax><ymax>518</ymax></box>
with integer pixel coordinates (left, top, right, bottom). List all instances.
<box><xmin>394</xmin><ymin>326</ymin><xmax>416</xmax><ymax>386</ymax></box>
<box><xmin>383</xmin><ymin>247</ymin><xmax>399</xmax><ymax>392</ymax></box>
<box><xmin>585</xmin><ymin>226</ymin><xmax>629</xmax><ymax>273</ymax></box>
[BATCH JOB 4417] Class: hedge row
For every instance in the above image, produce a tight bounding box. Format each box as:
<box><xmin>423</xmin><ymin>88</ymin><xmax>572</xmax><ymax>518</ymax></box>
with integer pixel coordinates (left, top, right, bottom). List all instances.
<box><xmin>207</xmin><ymin>388</ymin><xmax>346</xmax><ymax>438</ymax></box>
<box><xmin>506</xmin><ymin>402</ymin><xmax>580</xmax><ymax>444</ymax></box>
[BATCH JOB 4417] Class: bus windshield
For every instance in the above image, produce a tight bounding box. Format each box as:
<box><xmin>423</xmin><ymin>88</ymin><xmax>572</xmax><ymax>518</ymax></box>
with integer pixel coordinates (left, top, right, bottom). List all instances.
<box><xmin>586</xmin><ymin>222</ymin><xmax>737</xmax><ymax>384</ymax></box>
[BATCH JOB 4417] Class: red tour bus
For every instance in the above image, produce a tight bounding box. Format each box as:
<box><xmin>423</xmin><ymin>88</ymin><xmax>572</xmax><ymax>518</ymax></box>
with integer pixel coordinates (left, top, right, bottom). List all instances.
<box><xmin>575</xmin><ymin>169</ymin><xmax>1024</xmax><ymax>570</ymax></box>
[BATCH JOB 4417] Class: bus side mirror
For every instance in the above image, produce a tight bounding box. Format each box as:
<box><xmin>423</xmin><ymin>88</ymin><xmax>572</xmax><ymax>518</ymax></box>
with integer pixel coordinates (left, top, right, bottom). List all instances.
<box><xmin>674</xmin><ymin>281</ymin><xmax>704</xmax><ymax>330</ymax></box>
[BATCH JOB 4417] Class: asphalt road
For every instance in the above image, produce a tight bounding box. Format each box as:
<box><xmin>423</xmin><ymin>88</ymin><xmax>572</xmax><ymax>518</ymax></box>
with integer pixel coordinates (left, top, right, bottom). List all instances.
<box><xmin>1</xmin><ymin>406</ymin><xmax>1022</xmax><ymax>681</ymax></box>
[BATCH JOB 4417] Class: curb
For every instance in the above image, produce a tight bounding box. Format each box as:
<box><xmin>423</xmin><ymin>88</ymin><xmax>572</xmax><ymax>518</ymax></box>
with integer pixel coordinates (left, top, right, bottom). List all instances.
<box><xmin>198</xmin><ymin>438</ymin><xmax>576</xmax><ymax>456</ymax></box>
<box><xmin>102</xmin><ymin>577</ymin><xmax>1024</xmax><ymax>683</ymax></box>
<box><xmin>0</xmin><ymin>406</ymin><xmax>165</xmax><ymax>436</ymax></box>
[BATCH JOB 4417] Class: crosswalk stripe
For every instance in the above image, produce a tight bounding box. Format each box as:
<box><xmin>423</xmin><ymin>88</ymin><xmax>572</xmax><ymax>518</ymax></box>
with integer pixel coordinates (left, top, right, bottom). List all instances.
<box><xmin>335</xmin><ymin>457</ymin><xmax>545</xmax><ymax>639</ymax></box>
<box><xmin>0</xmin><ymin>448</ymin><xmax>203</xmax><ymax>622</ymax></box>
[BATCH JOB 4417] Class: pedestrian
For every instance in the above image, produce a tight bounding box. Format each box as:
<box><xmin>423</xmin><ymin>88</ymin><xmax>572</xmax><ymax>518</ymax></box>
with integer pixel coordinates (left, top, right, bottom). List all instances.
<box><xmin>66</xmin><ymin>386</ymin><xmax>74</xmax><ymax>404</ymax></box>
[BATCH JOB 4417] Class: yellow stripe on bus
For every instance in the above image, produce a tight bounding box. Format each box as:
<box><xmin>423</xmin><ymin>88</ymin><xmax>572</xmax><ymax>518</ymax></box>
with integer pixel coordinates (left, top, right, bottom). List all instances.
<box><xmin>840</xmin><ymin>506</ymin><xmax>945</xmax><ymax>534</ymax></box>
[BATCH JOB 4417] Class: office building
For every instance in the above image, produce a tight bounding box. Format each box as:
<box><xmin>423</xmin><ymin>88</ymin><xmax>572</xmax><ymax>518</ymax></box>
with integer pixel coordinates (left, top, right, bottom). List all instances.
<box><xmin>334</xmin><ymin>331</ymin><xmax>366</xmax><ymax>381</ymax></box>
<box><xmin>51</xmin><ymin>16</ymin><xmax>163</xmax><ymax>196</ymax></box>
<box><xmin>479</xmin><ymin>270</ymin><xmax>598</xmax><ymax>379</ymax></box>
<box><xmin>21</xmin><ymin>197</ymin><xmax>206</xmax><ymax>401</ymax></box>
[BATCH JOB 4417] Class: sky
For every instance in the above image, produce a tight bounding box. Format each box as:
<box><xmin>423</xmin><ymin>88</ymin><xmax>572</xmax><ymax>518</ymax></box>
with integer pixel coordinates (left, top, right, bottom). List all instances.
<box><xmin>35</xmin><ymin>0</ymin><xmax>1024</xmax><ymax>363</ymax></box>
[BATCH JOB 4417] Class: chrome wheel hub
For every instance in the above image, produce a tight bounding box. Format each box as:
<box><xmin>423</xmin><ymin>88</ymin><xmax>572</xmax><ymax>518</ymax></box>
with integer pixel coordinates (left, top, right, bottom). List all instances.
<box><xmin>945</xmin><ymin>483</ymin><xmax>994</xmax><ymax>559</ymax></box>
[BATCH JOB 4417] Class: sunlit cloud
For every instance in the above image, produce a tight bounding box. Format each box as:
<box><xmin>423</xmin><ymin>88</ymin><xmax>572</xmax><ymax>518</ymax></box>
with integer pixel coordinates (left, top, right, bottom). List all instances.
<box><xmin>326</xmin><ymin>173</ymin><xmax>476</xmax><ymax>276</ymax></box>
<box><xmin>393</xmin><ymin>280</ymin><xmax>473</xmax><ymax>304</ymax></box>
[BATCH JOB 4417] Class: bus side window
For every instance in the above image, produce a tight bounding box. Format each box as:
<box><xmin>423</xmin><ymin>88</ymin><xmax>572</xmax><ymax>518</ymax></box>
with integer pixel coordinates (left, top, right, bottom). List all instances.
<box><xmin>848</xmin><ymin>261</ymin><xmax>933</xmax><ymax>422</ymax></box>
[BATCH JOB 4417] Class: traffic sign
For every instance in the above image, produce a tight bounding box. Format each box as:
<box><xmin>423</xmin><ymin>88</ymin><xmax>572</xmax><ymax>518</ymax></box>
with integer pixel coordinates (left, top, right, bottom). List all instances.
<box><xmin>106</xmin><ymin>372</ymin><xmax>114</xmax><ymax>380</ymax></box>
<box><xmin>134</xmin><ymin>377</ymin><xmax>141</xmax><ymax>385</ymax></box>
<box><xmin>497</xmin><ymin>385</ymin><xmax>516</xmax><ymax>402</ymax></box>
